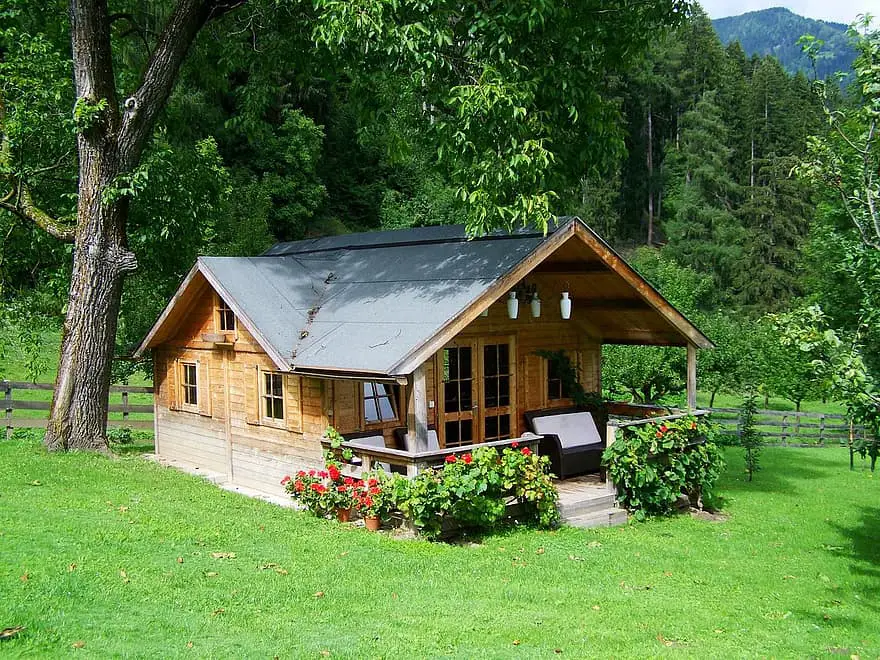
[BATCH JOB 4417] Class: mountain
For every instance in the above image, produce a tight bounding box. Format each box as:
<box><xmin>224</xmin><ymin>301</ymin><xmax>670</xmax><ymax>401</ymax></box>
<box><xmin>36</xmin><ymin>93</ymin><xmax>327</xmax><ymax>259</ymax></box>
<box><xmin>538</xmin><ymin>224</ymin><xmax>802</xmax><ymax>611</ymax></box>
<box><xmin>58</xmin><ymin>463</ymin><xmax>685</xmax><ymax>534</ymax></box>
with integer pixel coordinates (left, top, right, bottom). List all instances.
<box><xmin>712</xmin><ymin>7</ymin><xmax>856</xmax><ymax>78</ymax></box>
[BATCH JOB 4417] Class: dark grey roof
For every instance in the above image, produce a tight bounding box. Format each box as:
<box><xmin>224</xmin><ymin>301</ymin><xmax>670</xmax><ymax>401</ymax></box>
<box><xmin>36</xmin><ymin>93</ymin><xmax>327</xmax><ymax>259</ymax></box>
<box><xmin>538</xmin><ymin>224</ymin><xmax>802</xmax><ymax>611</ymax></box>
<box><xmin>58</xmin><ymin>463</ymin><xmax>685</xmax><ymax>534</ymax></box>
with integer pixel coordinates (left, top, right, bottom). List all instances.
<box><xmin>200</xmin><ymin>223</ymin><xmax>557</xmax><ymax>374</ymax></box>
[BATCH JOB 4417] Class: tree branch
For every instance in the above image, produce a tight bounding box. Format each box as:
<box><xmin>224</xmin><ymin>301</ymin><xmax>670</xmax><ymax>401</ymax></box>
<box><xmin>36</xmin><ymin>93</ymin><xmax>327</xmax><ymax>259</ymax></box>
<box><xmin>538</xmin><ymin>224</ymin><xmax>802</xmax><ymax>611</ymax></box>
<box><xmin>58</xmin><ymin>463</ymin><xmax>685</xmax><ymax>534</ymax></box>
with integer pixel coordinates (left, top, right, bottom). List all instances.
<box><xmin>118</xmin><ymin>0</ymin><xmax>245</xmax><ymax>167</ymax></box>
<box><xmin>0</xmin><ymin>181</ymin><xmax>76</xmax><ymax>242</ymax></box>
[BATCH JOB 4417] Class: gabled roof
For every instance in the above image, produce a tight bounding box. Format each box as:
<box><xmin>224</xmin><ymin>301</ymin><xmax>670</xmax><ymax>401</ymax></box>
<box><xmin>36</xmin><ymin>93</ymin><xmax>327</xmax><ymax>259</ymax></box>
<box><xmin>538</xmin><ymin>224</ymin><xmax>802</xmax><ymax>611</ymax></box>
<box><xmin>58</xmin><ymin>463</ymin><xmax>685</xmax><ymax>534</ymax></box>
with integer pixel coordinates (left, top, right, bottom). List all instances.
<box><xmin>136</xmin><ymin>217</ymin><xmax>713</xmax><ymax>377</ymax></box>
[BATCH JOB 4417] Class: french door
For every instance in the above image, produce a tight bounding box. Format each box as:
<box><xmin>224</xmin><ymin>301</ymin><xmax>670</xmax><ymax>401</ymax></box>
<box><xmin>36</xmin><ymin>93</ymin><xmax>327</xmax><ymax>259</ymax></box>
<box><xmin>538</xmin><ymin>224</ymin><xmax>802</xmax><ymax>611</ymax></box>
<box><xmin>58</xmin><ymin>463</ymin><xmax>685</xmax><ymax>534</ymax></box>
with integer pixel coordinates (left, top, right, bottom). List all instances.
<box><xmin>439</xmin><ymin>337</ymin><xmax>515</xmax><ymax>448</ymax></box>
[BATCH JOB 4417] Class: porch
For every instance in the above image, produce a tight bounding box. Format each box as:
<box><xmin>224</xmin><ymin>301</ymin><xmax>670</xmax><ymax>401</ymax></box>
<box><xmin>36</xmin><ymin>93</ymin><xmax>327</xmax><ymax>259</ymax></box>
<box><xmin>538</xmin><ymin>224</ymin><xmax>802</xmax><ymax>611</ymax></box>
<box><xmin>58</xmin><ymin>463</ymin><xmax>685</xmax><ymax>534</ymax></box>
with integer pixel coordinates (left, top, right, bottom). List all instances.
<box><xmin>324</xmin><ymin>402</ymin><xmax>711</xmax><ymax>528</ymax></box>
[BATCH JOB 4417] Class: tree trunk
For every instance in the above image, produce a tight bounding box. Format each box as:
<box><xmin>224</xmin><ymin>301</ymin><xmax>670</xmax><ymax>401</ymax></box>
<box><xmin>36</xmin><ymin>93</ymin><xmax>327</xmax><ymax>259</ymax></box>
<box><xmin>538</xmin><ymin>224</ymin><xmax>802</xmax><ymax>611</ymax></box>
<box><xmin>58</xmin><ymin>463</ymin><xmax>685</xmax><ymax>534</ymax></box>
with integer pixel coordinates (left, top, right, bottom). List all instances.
<box><xmin>646</xmin><ymin>103</ymin><xmax>654</xmax><ymax>246</ymax></box>
<box><xmin>45</xmin><ymin>0</ymin><xmax>238</xmax><ymax>451</ymax></box>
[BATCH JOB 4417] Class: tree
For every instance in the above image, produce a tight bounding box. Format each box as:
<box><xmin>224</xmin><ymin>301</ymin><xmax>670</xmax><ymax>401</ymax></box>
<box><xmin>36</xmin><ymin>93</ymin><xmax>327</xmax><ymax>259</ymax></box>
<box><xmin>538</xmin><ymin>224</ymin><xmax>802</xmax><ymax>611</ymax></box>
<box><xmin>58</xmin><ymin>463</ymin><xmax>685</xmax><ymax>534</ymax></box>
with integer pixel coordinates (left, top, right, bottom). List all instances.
<box><xmin>798</xmin><ymin>18</ymin><xmax>880</xmax><ymax>370</ymax></box>
<box><xmin>2</xmin><ymin>0</ymin><xmax>691</xmax><ymax>451</ymax></box>
<box><xmin>1</xmin><ymin>0</ymin><xmax>245</xmax><ymax>451</ymax></box>
<box><xmin>738</xmin><ymin>391</ymin><xmax>762</xmax><ymax>480</ymax></box>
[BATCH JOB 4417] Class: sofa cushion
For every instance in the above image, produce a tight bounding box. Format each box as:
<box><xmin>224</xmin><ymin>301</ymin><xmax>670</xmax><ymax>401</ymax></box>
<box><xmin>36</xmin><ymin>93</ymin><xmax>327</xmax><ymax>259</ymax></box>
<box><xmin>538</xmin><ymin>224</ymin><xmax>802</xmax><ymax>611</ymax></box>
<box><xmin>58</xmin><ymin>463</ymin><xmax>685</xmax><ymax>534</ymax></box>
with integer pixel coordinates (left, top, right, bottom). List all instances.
<box><xmin>530</xmin><ymin>412</ymin><xmax>603</xmax><ymax>449</ymax></box>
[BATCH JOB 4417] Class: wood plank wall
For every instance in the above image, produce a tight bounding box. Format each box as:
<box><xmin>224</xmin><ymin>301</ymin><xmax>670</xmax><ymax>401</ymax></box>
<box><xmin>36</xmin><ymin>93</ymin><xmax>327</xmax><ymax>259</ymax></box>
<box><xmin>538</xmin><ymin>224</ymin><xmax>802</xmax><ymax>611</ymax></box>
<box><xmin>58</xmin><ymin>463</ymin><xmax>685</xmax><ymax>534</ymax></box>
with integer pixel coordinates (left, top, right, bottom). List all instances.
<box><xmin>153</xmin><ymin>275</ymin><xmax>602</xmax><ymax>490</ymax></box>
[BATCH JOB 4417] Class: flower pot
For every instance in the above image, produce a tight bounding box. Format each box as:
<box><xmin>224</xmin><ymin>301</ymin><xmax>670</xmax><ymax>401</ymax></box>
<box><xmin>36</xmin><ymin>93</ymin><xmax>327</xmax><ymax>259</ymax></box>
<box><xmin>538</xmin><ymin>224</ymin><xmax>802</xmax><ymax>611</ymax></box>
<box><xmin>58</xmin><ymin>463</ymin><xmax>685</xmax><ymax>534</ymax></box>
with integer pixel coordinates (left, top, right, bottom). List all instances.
<box><xmin>364</xmin><ymin>516</ymin><xmax>381</xmax><ymax>531</ymax></box>
<box><xmin>336</xmin><ymin>507</ymin><xmax>353</xmax><ymax>523</ymax></box>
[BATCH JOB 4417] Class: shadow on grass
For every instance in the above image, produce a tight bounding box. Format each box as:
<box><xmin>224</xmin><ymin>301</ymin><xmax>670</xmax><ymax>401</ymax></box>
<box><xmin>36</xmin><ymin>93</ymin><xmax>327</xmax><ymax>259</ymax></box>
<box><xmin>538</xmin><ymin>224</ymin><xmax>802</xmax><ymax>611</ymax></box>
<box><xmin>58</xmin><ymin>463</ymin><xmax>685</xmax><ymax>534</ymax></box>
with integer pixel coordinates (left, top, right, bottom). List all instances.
<box><xmin>829</xmin><ymin>505</ymin><xmax>880</xmax><ymax>611</ymax></box>
<box><xmin>720</xmin><ymin>461</ymin><xmax>829</xmax><ymax>495</ymax></box>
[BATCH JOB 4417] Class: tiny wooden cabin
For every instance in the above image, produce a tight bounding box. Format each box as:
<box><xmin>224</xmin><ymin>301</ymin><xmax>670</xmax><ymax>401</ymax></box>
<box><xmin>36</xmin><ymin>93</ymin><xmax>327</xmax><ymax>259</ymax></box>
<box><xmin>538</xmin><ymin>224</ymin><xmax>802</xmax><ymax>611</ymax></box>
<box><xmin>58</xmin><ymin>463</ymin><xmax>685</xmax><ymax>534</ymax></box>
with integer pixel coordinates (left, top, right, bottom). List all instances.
<box><xmin>137</xmin><ymin>217</ymin><xmax>712</xmax><ymax>497</ymax></box>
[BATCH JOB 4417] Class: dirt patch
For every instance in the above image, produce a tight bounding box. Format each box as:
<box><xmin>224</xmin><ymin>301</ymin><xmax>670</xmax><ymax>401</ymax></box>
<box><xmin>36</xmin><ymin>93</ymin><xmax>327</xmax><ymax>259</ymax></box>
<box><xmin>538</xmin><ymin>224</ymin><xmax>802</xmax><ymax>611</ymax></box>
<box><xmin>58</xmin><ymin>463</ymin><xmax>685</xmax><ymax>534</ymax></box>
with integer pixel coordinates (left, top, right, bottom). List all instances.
<box><xmin>690</xmin><ymin>509</ymin><xmax>729</xmax><ymax>523</ymax></box>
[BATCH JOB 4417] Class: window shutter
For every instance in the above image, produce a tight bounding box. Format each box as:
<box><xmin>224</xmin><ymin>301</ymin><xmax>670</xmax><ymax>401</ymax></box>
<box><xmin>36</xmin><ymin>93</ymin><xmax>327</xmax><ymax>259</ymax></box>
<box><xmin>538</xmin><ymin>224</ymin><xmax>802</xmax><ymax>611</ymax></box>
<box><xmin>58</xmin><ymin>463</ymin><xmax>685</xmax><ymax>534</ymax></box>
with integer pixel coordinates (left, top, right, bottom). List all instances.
<box><xmin>245</xmin><ymin>365</ymin><xmax>260</xmax><ymax>425</ymax></box>
<box><xmin>168</xmin><ymin>358</ymin><xmax>179</xmax><ymax>411</ymax></box>
<box><xmin>197</xmin><ymin>358</ymin><xmax>212</xmax><ymax>417</ymax></box>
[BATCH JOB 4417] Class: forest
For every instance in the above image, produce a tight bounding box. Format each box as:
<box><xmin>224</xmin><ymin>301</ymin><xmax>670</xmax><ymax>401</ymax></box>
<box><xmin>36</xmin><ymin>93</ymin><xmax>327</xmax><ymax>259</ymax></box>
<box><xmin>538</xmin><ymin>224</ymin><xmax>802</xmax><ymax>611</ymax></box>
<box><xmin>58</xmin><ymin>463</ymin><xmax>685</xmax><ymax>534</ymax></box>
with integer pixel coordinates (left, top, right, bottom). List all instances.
<box><xmin>0</xmin><ymin>1</ymin><xmax>878</xmax><ymax>449</ymax></box>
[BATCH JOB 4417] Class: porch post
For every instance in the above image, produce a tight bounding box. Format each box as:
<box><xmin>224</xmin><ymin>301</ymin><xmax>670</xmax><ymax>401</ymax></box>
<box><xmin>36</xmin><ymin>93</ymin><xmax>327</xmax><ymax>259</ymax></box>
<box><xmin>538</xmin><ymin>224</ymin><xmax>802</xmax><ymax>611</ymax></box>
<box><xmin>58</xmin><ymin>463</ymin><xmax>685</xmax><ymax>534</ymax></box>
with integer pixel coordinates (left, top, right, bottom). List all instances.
<box><xmin>686</xmin><ymin>342</ymin><xmax>697</xmax><ymax>411</ymax></box>
<box><xmin>407</xmin><ymin>363</ymin><xmax>429</xmax><ymax>453</ymax></box>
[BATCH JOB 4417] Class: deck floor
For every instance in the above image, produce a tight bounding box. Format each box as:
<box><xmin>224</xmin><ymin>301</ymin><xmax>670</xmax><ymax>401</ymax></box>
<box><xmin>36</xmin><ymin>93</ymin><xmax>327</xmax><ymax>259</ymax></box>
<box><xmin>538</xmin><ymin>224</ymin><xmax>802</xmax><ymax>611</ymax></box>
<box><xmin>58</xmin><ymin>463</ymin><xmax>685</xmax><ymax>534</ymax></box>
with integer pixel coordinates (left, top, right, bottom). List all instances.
<box><xmin>554</xmin><ymin>474</ymin><xmax>609</xmax><ymax>506</ymax></box>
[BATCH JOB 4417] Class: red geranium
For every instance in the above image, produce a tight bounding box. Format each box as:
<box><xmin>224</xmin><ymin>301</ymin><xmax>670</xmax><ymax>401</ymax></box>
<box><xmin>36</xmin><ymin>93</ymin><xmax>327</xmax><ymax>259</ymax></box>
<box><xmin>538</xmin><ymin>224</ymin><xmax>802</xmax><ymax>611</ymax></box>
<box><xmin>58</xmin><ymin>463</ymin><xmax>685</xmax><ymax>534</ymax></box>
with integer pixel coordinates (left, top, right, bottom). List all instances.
<box><xmin>463</xmin><ymin>453</ymin><xmax>473</xmax><ymax>464</ymax></box>
<box><xmin>328</xmin><ymin>465</ymin><xmax>341</xmax><ymax>482</ymax></box>
<box><xmin>521</xmin><ymin>447</ymin><xmax>532</xmax><ymax>457</ymax></box>
<box><xmin>344</xmin><ymin>476</ymin><xmax>355</xmax><ymax>486</ymax></box>
<box><xmin>294</xmin><ymin>480</ymin><xmax>305</xmax><ymax>492</ymax></box>
<box><xmin>318</xmin><ymin>470</ymin><xmax>329</xmax><ymax>479</ymax></box>
<box><xmin>280</xmin><ymin>475</ymin><xmax>291</xmax><ymax>486</ymax></box>
<box><xmin>367</xmin><ymin>478</ymin><xmax>379</xmax><ymax>488</ymax></box>
<box><xmin>445</xmin><ymin>455</ymin><xmax>457</xmax><ymax>464</ymax></box>
<box><xmin>511</xmin><ymin>441</ymin><xmax>519</xmax><ymax>448</ymax></box>
<box><xmin>660</xmin><ymin>424</ymin><xmax>669</xmax><ymax>433</ymax></box>
<box><xmin>308</xmin><ymin>469</ymin><xmax>316</xmax><ymax>477</ymax></box>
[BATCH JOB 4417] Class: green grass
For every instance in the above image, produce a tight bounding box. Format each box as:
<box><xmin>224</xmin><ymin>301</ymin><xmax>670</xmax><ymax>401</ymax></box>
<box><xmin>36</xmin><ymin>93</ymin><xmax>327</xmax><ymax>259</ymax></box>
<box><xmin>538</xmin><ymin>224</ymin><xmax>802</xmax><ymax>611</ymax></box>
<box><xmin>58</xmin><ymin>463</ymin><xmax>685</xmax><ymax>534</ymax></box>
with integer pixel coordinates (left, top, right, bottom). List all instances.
<box><xmin>1</xmin><ymin>439</ymin><xmax>877</xmax><ymax>658</ymax></box>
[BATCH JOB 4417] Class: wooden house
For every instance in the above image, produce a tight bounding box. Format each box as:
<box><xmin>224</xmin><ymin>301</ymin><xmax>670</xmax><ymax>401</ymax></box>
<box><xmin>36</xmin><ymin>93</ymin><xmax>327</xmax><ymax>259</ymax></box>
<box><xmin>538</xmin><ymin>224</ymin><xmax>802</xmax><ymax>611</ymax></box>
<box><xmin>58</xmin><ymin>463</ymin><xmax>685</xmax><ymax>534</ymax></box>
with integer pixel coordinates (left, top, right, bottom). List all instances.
<box><xmin>136</xmin><ymin>217</ymin><xmax>712</xmax><ymax>497</ymax></box>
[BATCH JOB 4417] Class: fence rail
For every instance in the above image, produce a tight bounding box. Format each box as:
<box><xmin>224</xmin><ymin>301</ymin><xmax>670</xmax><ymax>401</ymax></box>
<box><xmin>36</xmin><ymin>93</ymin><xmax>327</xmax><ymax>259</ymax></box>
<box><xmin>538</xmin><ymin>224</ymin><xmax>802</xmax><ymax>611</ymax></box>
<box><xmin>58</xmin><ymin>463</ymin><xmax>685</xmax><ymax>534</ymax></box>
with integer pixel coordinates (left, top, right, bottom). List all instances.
<box><xmin>708</xmin><ymin>407</ymin><xmax>867</xmax><ymax>446</ymax></box>
<box><xmin>3</xmin><ymin>380</ymin><xmax>154</xmax><ymax>439</ymax></box>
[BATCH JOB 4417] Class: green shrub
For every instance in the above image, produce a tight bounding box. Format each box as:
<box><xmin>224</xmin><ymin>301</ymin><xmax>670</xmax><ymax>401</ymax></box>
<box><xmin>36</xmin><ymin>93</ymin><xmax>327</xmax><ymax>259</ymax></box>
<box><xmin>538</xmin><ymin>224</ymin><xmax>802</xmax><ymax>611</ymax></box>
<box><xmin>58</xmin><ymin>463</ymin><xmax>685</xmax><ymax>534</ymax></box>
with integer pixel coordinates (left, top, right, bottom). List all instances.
<box><xmin>393</xmin><ymin>444</ymin><xmax>559</xmax><ymax>539</ymax></box>
<box><xmin>603</xmin><ymin>416</ymin><xmax>724</xmax><ymax>518</ymax></box>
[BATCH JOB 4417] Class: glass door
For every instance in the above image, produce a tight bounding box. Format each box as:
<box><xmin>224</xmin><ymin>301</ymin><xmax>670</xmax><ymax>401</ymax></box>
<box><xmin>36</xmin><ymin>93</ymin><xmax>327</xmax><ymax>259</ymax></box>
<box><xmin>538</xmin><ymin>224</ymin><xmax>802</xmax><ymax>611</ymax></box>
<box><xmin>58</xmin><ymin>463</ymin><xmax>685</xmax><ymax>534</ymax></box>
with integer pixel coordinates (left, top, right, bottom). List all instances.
<box><xmin>439</xmin><ymin>337</ymin><xmax>516</xmax><ymax>447</ymax></box>
<box><xmin>441</xmin><ymin>344</ymin><xmax>475</xmax><ymax>447</ymax></box>
<box><xmin>482</xmin><ymin>342</ymin><xmax>513</xmax><ymax>442</ymax></box>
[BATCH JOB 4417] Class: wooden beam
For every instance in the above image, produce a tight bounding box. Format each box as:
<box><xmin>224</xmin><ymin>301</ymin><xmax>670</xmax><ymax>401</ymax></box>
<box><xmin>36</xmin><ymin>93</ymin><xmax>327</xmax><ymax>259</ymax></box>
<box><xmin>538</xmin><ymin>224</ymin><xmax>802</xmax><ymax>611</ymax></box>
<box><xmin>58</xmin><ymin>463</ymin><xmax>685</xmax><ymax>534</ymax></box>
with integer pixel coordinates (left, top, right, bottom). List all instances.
<box><xmin>572</xmin><ymin>223</ymin><xmax>715</xmax><ymax>349</ymax></box>
<box><xmin>406</xmin><ymin>363</ymin><xmax>428</xmax><ymax>452</ymax></box>
<box><xmin>533</xmin><ymin>261</ymin><xmax>609</xmax><ymax>274</ymax></box>
<box><xmin>576</xmin><ymin>298</ymin><xmax>650</xmax><ymax>311</ymax></box>
<box><xmin>687</xmin><ymin>343</ymin><xmax>697</xmax><ymax>411</ymax></box>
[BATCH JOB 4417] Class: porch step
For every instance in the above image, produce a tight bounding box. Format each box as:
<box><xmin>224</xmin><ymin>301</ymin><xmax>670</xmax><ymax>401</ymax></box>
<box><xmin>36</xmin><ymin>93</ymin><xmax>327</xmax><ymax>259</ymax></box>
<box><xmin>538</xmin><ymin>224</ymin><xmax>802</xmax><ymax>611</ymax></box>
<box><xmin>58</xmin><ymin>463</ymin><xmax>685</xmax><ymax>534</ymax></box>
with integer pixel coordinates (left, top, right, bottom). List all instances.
<box><xmin>564</xmin><ymin>507</ymin><xmax>628</xmax><ymax>529</ymax></box>
<box><xmin>558</xmin><ymin>492</ymin><xmax>617</xmax><ymax>518</ymax></box>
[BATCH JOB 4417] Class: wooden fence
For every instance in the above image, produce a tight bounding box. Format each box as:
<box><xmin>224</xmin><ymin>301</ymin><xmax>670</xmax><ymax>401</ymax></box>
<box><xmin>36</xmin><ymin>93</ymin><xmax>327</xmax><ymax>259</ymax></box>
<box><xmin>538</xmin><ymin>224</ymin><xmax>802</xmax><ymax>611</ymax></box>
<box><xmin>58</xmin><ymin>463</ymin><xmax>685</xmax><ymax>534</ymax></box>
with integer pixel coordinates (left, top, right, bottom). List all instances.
<box><xmin>3</xmin><ymin>380</ymin><xmax>154</xmax><ymax>440</ymax></box>
<box><xmin>708</xmin><ymin>407</ymin><xmax>868</xmax><ymax>447</ymax></box>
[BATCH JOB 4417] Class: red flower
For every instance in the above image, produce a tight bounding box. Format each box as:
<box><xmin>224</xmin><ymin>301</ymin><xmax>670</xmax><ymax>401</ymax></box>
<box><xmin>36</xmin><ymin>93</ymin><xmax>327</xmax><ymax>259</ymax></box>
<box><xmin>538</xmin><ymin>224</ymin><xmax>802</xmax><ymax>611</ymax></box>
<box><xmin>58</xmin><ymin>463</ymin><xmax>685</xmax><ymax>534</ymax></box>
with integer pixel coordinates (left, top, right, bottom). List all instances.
<box><xmin>328</xmin><ymin>465</ymin><xmax>341</xmax><ymax>481</ymax></box>
<box><xmin>296</xmin><ymin>470</ymin><xmax>306</xmax><ymax>477</ymax></box>
<box><xmin>318</xmin><ymin>470</ymin><xmax>329</xmax><ymax>479</ymax></box>
<box><xmin>294</xmin><ymin>481</ymin><xmax>305</xmax><ymax>492</ymax></box>
<box><xmin>656</xmin><ymin>431</ymin><xmax>665</xmax><ymax>438</ymax></box>
<box><xmin>511</xmin><ymin>441</ymin><xmax>519</xmax><ymax>448</ymax></box>
<box><xmin>363</xmin><ymin>496</ymin><xmax>373</xmax><ymax>507</ymax></box>
<box><xmin>310</xmin><ymin>483</ymin><xmax>326</xmax><ymax>493</ymax></box>
<box><xmin>280</xmin><ymin>475</ymin><xmax>291</xmax><ymax>486</ymax></box>
<box><xmin>367</xmin><ymin>478</ymin><xmax>379</xmax><ymax>488</ymax></box>
<box><xmin>369</xmin><ymin>487</ymin><xmax>380</xmax><ymax>495</ymax></box>
<box><xmin>344</xmin><ymin>476</ymin><xmax>355</xmax><ymax>486</ymax></box>
<box><xmin>445</xmin><ymin>455</ymin><xmax>457</xmax><ymax>463</ymax></box>
<box><xmin>308</xmin><ymin>469</ymin><xmax>316</xmax><ymax>477</ymax></box>
<box><xmin>337</xmin><ymin>485</ymin><xmax>348</xmax><ymax>493</ymax></box>
<box><xmin>463</xmin><ymin>453</ymin><xmax>473</xmax><ymax>464</ymax></box>
<box><xmin>690</xmin><ymin>421</ymin><xmax>697</xmax><ymax>430</ymax></box>
<box><xmin>660</xmin><ymin>424</ymin><xmax>669</xmax><ymax>433</ymax></box>
<box><xmin>521</xmin><ymin>447</ymin><xmax>532</xmax><ymax>457</ymax></box>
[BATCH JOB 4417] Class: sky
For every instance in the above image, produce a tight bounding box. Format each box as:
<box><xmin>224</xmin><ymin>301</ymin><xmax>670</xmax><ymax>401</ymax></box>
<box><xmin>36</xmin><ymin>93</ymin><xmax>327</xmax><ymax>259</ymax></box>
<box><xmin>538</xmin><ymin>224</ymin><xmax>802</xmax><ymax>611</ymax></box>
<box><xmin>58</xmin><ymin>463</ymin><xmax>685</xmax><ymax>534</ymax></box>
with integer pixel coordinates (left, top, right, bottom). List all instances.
<box><xmin>700</xmin><ymin>1</ymin><xmax>873</xmax><ymax>24</ymax></box>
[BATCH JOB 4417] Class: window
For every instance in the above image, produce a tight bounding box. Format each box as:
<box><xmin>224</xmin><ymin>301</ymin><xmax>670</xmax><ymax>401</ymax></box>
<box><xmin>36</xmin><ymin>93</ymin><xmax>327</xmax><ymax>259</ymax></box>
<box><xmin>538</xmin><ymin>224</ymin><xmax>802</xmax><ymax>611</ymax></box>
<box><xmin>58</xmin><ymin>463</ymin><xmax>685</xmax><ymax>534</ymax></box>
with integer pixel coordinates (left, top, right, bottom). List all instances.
<box><xmin>181</xmin><ymin>362</ymin><xmax>198</xmax><ymax>407</ymax></box>
<box><xmin>443</xmin><ymin>346</ymin><xmax>472</xmax><ymax>413</ymax></box>
<box><xmin>217</xmin><ymin>297</ymin><xmax>235</xmax><ymax>332</ymax></box>
<box><xmin>548</xmin><ymin>355</ymin><xmax>573</xmax><ymax>401</ymax></box>
<box><xmin>262</xmin><ymin>372</ymin><xmax>284</xmax><ymax>420</ymax></box>
<box><xmin>363</xmin><ymin>382</ymin><xmax>399</xmax><ymax>424</ymax></box>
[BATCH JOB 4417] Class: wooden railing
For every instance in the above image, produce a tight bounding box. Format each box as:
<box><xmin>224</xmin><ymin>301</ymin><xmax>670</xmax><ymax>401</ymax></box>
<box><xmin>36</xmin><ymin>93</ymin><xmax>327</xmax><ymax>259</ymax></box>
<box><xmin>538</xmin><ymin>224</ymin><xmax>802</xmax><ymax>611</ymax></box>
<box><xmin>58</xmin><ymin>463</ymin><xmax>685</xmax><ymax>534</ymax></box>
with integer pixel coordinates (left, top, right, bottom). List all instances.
<box><xmin>2</xmin><ymin>380</ymin><xmax>154</xmax><ymax>440</ymax></box>
<box><xmin>321</xmin><ymin>434</ymin><xmax>543</xmax><ymax>477</ymax></box>
<box><xmin>707</xmin><ymin>407</ymin><xmax>867</xmax><ymax>446</ymax></box>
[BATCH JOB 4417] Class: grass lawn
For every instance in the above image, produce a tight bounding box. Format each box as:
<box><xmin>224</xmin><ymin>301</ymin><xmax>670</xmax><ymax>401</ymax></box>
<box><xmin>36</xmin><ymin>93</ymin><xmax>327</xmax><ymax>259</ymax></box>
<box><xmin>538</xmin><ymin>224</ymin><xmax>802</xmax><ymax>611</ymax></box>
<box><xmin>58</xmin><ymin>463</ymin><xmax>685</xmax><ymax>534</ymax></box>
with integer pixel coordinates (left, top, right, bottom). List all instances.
<box><xmin>1</xmin><ymin>440</ymin><xmax>877</xmax><ymax>658</ymax></box>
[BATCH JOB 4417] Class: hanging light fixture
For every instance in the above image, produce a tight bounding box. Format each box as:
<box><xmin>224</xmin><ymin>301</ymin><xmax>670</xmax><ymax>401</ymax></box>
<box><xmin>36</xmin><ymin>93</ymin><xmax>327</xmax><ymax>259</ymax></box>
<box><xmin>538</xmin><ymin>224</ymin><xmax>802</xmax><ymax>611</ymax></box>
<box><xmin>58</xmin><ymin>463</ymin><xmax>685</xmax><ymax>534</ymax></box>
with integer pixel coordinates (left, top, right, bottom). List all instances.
<box><xmin>507</xmin><ymin>291</ymin><xmax>519</xmax><ymax>319</ymax></box>
<box><xmin>560</xmin><ymin>291</ymin><xmax>572</xmax><ymax>320</ymax></box>
<box><xmin>530</xmin><ymin>292</ymin><xmax>541</xmax><ymax>318</ymax></box>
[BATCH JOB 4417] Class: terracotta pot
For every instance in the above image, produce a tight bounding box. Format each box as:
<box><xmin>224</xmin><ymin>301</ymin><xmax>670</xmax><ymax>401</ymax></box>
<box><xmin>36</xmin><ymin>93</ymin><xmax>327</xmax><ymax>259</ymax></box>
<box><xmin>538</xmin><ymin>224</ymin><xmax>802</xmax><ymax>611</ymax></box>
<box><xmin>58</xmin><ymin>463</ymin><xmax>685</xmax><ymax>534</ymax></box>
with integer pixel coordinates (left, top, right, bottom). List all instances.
<box><xmin>336</xmin><ymin>507</ymin><xmax>352</xmax><ymax>523</ymax></box>
<box><xmin>364</xmin><ymin>516</ymin><xmax>381</xmax><ymax>531</ymax></box>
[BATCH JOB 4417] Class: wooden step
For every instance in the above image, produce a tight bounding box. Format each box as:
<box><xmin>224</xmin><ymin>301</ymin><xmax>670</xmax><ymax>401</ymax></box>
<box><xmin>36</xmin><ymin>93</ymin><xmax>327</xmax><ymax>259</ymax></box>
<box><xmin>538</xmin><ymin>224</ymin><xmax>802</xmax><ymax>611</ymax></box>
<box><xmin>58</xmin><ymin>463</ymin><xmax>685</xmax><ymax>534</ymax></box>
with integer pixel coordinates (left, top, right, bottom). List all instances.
<box><xmin>564</xmin><ymin>507</ymin><xmax>628</xmax><ymax>529</ymax></box>
<box><xmin>558</xmin><ymin>493</ymin><xmax>617</xmax><ymax>518</ymax></box>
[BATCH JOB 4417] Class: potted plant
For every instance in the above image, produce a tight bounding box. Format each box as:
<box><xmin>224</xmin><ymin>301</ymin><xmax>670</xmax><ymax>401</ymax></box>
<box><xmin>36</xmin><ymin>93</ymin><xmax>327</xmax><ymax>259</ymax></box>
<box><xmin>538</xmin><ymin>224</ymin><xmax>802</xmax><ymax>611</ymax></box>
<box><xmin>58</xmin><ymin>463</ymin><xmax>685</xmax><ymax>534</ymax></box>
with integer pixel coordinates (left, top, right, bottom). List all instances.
<box><xmin>354</xmin><ymin>473</ymin><xmax>394</xmax><ymax>531</ymax></box>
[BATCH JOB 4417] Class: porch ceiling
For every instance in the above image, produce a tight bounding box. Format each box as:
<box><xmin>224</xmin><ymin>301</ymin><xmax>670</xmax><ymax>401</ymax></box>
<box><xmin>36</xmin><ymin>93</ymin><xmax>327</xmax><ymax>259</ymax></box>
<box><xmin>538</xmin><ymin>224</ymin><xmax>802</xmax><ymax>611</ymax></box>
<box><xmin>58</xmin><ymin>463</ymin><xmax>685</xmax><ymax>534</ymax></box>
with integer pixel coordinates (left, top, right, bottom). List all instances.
<box><xmin>532</xmin><ymin>235</ymin><xmax>701</xmax><ymax>347</ymax></box>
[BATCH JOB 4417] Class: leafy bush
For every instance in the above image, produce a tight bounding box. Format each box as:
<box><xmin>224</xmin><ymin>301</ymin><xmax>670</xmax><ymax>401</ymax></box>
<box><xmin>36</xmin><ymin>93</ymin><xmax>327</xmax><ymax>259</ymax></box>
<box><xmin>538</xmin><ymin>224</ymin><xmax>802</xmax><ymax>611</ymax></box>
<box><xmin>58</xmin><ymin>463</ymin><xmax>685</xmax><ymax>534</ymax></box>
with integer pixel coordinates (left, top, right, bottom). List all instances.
<box><xmin>739</xmin><ymin>392</ymin><xmax>762</xmax><ymax>480</ymax></box>
<box><xmin>603</xmin><ymin>416</ymin><xmax>724</xmax><ymax>518</ymax></box>
<box><xmin>394</xmin><ymin>444</ymin><xmax>559</xmax><ymax>538</ymax></box>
